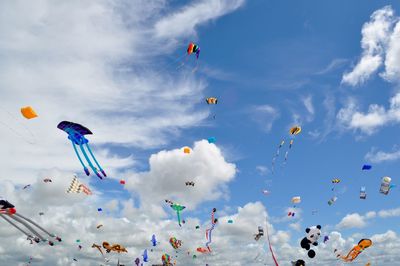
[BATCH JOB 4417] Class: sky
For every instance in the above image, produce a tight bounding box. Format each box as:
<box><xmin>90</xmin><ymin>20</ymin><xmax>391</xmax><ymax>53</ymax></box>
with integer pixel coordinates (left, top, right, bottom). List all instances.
<box><xmin>0</xmin><ymin>0</ymin><xmax>400</xmax><ymax>265</ymax></box>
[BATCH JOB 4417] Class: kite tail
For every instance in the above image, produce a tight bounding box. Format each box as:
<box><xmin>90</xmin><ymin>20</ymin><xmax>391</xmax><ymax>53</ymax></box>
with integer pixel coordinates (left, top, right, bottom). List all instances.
<box><xmin>14</xmin><ymin>213</ymin><xmax>58</xmax><ymax>239</ymax></box>
<box><xmin>79</xmin><ymin>143</ymin><xmax>102</xmax><ymax>179</ymax></box>
<box><xmin>205</xmin><ymin>208</ymin><xmax>217</xmax><ymax>250</ymax></box>
<box><xmin>176</xmin><ymin>211</ymin><xmax>182</xmax><ymax>227</ymax></box>
<box><xmin>0</xmin><ymin>214</ymin><xmax>34</xmax><ymax>239</ymax></box>
<box><xmin>8</xmin><ymin>214</ymin><xmax>47</xmax><ymax>241</ymax></box>
<box><xmin>71</xmin><ymin>141</ymin><xmax>89</xmax><ymax>176</ymax></box>
<box><xmin>266</xmin><ymin>222</ymin><xmax>279</xmax><ymax>266</ymax></box>
<box><xmin>85</xmin><ymin>142</ymin><xmax>106</xmax><ymax>177</ymax></box>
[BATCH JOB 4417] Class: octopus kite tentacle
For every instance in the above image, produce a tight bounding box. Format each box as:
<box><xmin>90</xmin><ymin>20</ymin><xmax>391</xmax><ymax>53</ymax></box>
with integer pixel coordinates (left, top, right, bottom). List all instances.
<box><xmin>205</xmin><ymin>208</ymin><xmax>217</xmax><ymax>252</ymax></box>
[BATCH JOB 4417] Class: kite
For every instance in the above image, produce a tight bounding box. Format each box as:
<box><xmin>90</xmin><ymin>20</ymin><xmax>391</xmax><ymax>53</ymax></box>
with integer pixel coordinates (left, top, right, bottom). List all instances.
<box><xmin>328</xmin><ymin>196</ymin><xmax>337</xmax><ymax>206</ymax></box>
<box><xmin>20</xmin><ymin>106</ymin><xmax>38</xmax><ymax>119</ymax></box>
<box><xmin>331</xmin><ymin>178</ymin><xmax>340</xmax><ymax>184</ymax></box>
<box><xmin>228</xmin><ymin>219</ymin><xmax>233</xmax><ymax>224</ymax></box>
<box><xmin>262</xmin><ymin>190</ymin><xmax>270</xmax><ymax>195</ymax></box>
<box><xmin>97</xmin><ymin>224</ymin><xmax>103</xmax><ymax>229</ymax></box>
<box><xmin>66</xmin><ymin>175</ymin><xmax>92</xmax><ymax>195</ymax></box>
<box><xmin>183</xmin><ymin>147</ymin><xmax>191</xmax><ymax>154</ymax></box>
<box><xmin>0</xmin><ymin>200</ymin><xmax>61</xmax><ymax>246</ymax></box>
<box><xmin>102</xmin><ymin>241</ymin><xmax>127</xmax><ymax>253</ymax></box>
<box><xmin>143</xmin><ymin>249</ymin><xmax>148</xmax><ymax>262</ymax></box>
<box><xmin>288</xmin><ymin>196</ymin><xmax>301</xmax><ymax>217</ymax></box>
<box><xmin>57</xmin><ymin>121</ymin><xmax>106</xmax><ymax>179</ymax></box>
<box><xmin>362</xmin><ymin>165</ymin><xmax>372</xmax><ymax>170</ymax></box>
<box><xmin>334</xmin><ymin>239</ymin><xmax>372</xmax><ymax>262</ymax></box>
<box><xmin>38</xmin><ymin>212</ymin><xmax>44</xmax><ymax>216</ymax></box>
<box><xmin>134</xmin><ymin>258</ymin><xmax>140</xmax><ymax>266</ymax></box>
<box><xmin>207</xmin><ymin>137</ymin><xmax>216</xmax><ymax>143</ymax></box>
<box><xmin>151</xmin><ymin>234</ymin><xmax>158</xmax><ymax>246</ymax></box>
<box><xmin>360</xmin><ymin>186</ymin><xmax>367</xmax><ymax>199</ymax></box>
<box><xmin>323</xmin><ymin>236</ymin><xmax>329</xmax><ymax>243</ymax></box>
<box><xmin>196</xmin><ymin>247</ymin><xmax>209</xmax><ymax>254</ymax></box>
<box><xmin>205</xmin><ymin>208</ymin><xmax>218</xmax><ymax>252</ymax></box>
<box><xmin>187</xmin><ymin>42</ymin><xmax>200</xmax><ymax>59</ymax></box>
<box><xmin>254</xmin><ymin>226</ymin><xmax>264</xmax><ymax>241</ymax></box>
<box><xmin>169</xmin><ymin>237</ymin><xmax>182</xmax><ymax>249</ymax></box>
<box><xmin>43</xmin><ymin>178</ymin><xmax>52</xmax><ymax>183</ymax></box>
<box><xmin>97</xmin><ymin>208</ymin><xmax>102</xmax><ymax>212</ymax></box>
<box><xmin>206</xmin><ymin>97</ymin><xmax>218</xmax><ymax>104</ymax></box>
<box><xmin>161</xmin><ymin>253</ymin><xmax>172</xmax><ymax>266</ymax></box>
<box><xmin>92</xmin><ymin>243</ymin><xmax>109</xmax><ymax>262</ymax></box>
<box><xmin>166</xmin><ymin>200</ymin><xmax>186</xmax><ymax>227</ymax></box>
<box><xmin>329</xmin><ymin>178</ymin><xmax>340</xmax><ymax>205</ymax></box>
<box><xmin>291</xmin><ymin>260</ymin><xmax>305</xmax><ymax>266</ymax></box>
<box><xmin>119</xmin><ymin>180</ymin><xmax>125</xmax><ymax>185</ymax></box>
<box><xmin>379</xmin><ymin>176</ymin><xmax>392</xmax><ymax>195</ymax></box>
<box><xmin>23</xmin><ymin>184</ymin><xmax>31</xmax><ymax>190</ymax></box>
<box><xmin>185</xmin><ymin>181</ymin><xmax>195</xmax><ymax>186</ymax></box>
<box><xmin>272</xmin><ymin>126</ymin><xmax>302</xmax><ymax>173</ymax></box>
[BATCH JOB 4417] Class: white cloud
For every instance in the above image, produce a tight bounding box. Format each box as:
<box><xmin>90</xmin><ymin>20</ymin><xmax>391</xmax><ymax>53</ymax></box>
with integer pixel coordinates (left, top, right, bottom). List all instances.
<box><xmin>378</xmin><ymin>207</ymin><xmax>400</xmax><ymax>218</ymax></box>
<box><xmin>255</xmin><ymin>165</ymin><xmax>269</xmax><ymax>176</ymax></box>
<box><xmin>250</xmin><ymin>105</ymin><xmax>280</xmax><ymax>132</ymax></box>
<box><xmin>336</xmin><ymin>213</ymin><xmax>367</xmax><ymax>229</ymax></box>
<box><xmin>342</xmin><ymin>6</ymin><xmax>396</xmax><ymax>86</ymax></box>
<box><xmin>365</xmin><ymin>146</ymin><xmax>400</xmax><ymax>163</ymax></box>
<box><xmin>0</xmin><ymin>0</ymin><xmax>246</xmax><ymax>182</ymax></box>
<box><xmin>125</xmin><ymin>140</ymin><xmax>236</xmax><ymax>214</ymax></box>
<box><xmin>302</xmin><ymin>95</ymin><xmax>314</xmax><ymax>116</ymax></box>
<box><xmin>337</xmin><ymin>93</ymin><xmax>400</xmax><ymax>134</ymax></box>
<box><xmin>154</xmin><ymin>0</ymin><xmax>245</xmax><ymax>40</ymax></box>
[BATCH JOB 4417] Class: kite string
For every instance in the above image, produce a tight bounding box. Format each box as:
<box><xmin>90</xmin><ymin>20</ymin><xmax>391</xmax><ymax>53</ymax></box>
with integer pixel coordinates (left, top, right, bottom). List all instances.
<box><xmin>0</xmin><ymin>106</ymin><xmax>36</xmax><ymax>144</ymax></box>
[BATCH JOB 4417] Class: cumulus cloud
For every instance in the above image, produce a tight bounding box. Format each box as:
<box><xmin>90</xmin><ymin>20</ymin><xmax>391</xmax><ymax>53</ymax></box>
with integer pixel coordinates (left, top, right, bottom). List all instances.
<box><xmin>337</xmin><ymin>213</ymin><xmax>368</xmax><ymax>229</ymax></box>
<box><xmin>342</xmin><ymin>6</ymin><xmax>398</xmax><ymax>85</ymax></box>
<box><xmin>378</xmin><ymin>207</ymin><xmax>400</xmax><ymax>218</ymax></box>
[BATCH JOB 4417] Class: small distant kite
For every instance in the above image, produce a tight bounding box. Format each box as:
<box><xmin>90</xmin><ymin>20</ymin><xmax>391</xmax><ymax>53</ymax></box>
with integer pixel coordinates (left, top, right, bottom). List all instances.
<box><xmin>20</xmin><ymin>106</ymin><xmax>38</xmax><ymax>119</ymax></box>
<box><xmin>185</xmin><ymin>181</ymin><xmax>195</xmax><ymax>186</ymax></box>
<box><xmin>57</xmin><ymin>121</ymin><xmax>106</xmax><ymax>179</ymax></box>
<box><xmin>66</xmin><ymin>175</ymin><xmax>92</xmax><ymax>195</ymax></box>
<box><xmin>254</xmin><ymin>226</ymin><xmax>264</xmax><ymax>241</ymax></box>
<box><xmin>43</xmin><ymin>178</ymin><xmax>52</xmax><ymax>183</ymax></box>
<box><xmin>362</xmin><ymin>165</ymin><xmax>372</xmax><ymax>170</ymax></box>
<box><xmin>206</xmin><ymin>97</ymin><xmax>218</xmax><ymax>104</ymax></box>
<box><xmin>187</xmin><ymin>42</ymin><xmax>200</xmax><ymax>59</ymax></box>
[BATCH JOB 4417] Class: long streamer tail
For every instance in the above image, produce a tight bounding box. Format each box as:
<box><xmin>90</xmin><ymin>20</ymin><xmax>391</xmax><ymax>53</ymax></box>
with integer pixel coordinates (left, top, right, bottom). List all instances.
<box><xmin>14</xmin><ymin>213</ymin><xmax>57</xmax><ymax>238</ymax></box>
<box><xmin>266</xmin><ymin>220</ymin><xmax>279</xmax><ymax>266</ymax></box>
<box><xmin>0</xmin><ymin>214</ymin><xmax>34</xmax><ymax>239</ymax></box>
<box><xmin>71</xmin><ymin>140</ymin><xmax>89</xmax><ymax>176</ymax></box>
<box><xmin>79</xmin><ymin>143</ymin><xmax>102</xmax><ymax>179</ymax></box>
<box><xmin>85</xmin><ymin>143</ymin><xmax>106</xmax><ymax>177</ymax></box>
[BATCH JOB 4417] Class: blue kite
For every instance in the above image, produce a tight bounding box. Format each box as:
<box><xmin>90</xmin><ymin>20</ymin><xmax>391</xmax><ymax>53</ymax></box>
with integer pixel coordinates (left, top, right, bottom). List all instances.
<box><xmin>151</xmin><ymin>234</ymin><xmax>158</xmax><ymax>246</ymax></box>
<box><xmin>142</xmin><ymin>249</ymin><xmax>148</xmax><ymax>262</ymax></box>
<box><xmin>57</xmin><ymin>121</ymin><xmax>106</xmax><ymax>179</ymax></box>
<box><xmin>362</xmin><ymin>164</ymin><xmax>372</xmax><ymax>170</ymax></box>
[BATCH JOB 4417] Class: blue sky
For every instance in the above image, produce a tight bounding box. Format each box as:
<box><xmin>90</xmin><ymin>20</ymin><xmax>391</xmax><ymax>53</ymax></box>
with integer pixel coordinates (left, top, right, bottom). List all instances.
<box><xmin>1</xmin><ymin>1</ymin><xmax>400</xmax><ymax>265</ymax></box>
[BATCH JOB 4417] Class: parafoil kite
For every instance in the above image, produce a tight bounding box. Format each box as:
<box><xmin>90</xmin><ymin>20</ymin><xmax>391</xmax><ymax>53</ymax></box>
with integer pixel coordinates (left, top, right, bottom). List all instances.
<box><xmin>205</xmin><ymin>208</ymin><xmax>218</xmax><ymax>252</ymax></box>
<box><xmin>334</xmin><ymin>239</ymin><xmax>372</xmax><ymax>262</ymax></box>
<box><xmin>187</xmin><ymin>42</ymin><xmax>200</xmax><ymax>59</ymax></box>
<box><xmin>207</xmin><ymin>137</ymin><xmax>216</xmax><ymax>143</ymax></box>
<box><xmin>57</xmin><ymin>121</ymin><xmax>106</xmax><ymax>179</ymax></box>
<box><xmin>183</xmin><ymin>147</ymin><xmax>191</xmax><ymax>154</ymax></box>
<box><xmin>96</xmin><ymin>224</ymin><xmax>103</xmax><ymax>229</ymax></box>
<box><xmin>102</xmin><ymin>241</ymin><xmax>128</xmax><ymax>253</ymax></box>
<box><xmin>288</xmin><ymin>196</ymin><xmax>301</xmax><ymax>217</ymax></box>
<box><xmin>169</xmin><ymin>237</ymin><xmax>182</xmax><ymax>249</ymax></box>
<box><xmin>362</xmin><ymin>164</ymin><xmax>372</xmax><ymax>170</ymax></box>
<box><xmin>272</xmin><ymin>126</ymin><xmax>302</xmax><ymax>173</ymax></box>
<box><xmin>323</xmin><ymin>236</ymin><xmax>329</xmax><ymax>243</ymax></box>
<box><xmin>206</xmin><ymin>97</ymin><xmax>218</xmax><ymax>104</ymax></box>
<box><xmin>66</xmin><ymin>175</ymin><xmax>92</xmax><ymax>195</ymax></box>
<box><xmin>0</xmin><ymin>200</ymin><xmax>61</xmax><ymax>246</ymax></box>
<box><xmin>20</xmin><ymin>106</ymin><xmax>38</xmax><ymax>119</ymax></box>
<box><xmin>134</xmin><ymin>258</ymin><xmax>140</xmax><ymax>266</ymax></box>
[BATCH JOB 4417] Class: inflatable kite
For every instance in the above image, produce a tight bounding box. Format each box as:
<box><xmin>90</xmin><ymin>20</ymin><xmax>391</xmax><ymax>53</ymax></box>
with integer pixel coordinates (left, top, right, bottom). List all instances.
<box><xmin>20</xmin><ymin>106</ymin><xmax>38</xmax><ymax>119</ymax></box>
<box><xmin>205</xmin><ymin>208</ymin><xmax>218</xmax><ymax>252</ymax></box>
<box><xmin>0</xmin><ymin>200</ymin><xmax>61</xmax><ymax>246</ymax></box>
<box><xmin>380</xmin><ymin>176</ymin><xmax>392</xmax><ymax>195</ymax></box>
<box><xmin>166</xmin><ymin>200</ymin><xmax>186</xmax><ymax>227</ymax></box>
<box><xmin>169</xmin><ymin>237</ymin><xmax>182</xmax><ymax>249</ymax></box>
<box><xmin>254</xmin><ymin>226</ymin><xmax>264</xmax><ymax>241</ymax></box>
<box><xmin>151</xmin><ymin>234</ymin><xmax>158</xmax><ymax>246</ymax></box>
<box><xmin>143</xmin><ymin>249</ymin><xmax>148</xmax><ymax>262</ymax></box>
<box><xmin>57</xmin><ymin>121</ymin><xmax>106</xmax><ymax>179</ymax></box>
<box><xmin>102</xmin><ymin>241</ymin><xmax>127</xmax><ymax>253</ymax></box>
<box><xmin>335</xmin><ymin>239</ymin><xmax>372</xmax><ymax>262</ymax></box>
<box><xmin>161</xmin><ymin>253</ymin><xmax>172</xmax><ymax>266</ymax></box>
